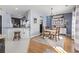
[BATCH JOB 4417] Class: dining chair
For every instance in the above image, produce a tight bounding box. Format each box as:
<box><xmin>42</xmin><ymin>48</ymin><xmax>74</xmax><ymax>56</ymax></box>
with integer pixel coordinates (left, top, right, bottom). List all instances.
<box><xmin>55</xmin><ymin>27</ymin><xmax>60</xmax><ymax>40</ymax></box>
<box><xmin>50</xmin><ymin>26</ymin><xmax>60</xmax><ymax>41</ymax></box>
<box><xmin>50</xmin><ymin>28</ymin><xmax>57</xmax><ymax>40</ymax></box>
<box><xmin>42</xmin><ymin>26</ymin><xmax>50</xmax><ymax>39</ymax></box>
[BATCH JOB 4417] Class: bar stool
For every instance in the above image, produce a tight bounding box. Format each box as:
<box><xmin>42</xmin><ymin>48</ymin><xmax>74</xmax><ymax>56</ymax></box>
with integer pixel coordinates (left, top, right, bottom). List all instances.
<box><xmin>13</xmin><ymin>31</ymin><xmax>21</xmax><ymax>40</ymax></box>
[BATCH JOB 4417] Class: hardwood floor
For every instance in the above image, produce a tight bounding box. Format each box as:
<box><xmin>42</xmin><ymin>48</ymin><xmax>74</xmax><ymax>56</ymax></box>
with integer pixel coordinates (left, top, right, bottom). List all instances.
<box><xmin>64</xmin><ymin>36</ymin><xmax>74</xmax><ymax>53</ymax></box>
<box><xmin>28</xmin><ymin>39</ymin><xmax>58</xmax><ymax>53</ymax></box>
<box><xmin>28</xmin><ymin>35</ymin><xmax>74</xmax><ymax>53</ymax></box>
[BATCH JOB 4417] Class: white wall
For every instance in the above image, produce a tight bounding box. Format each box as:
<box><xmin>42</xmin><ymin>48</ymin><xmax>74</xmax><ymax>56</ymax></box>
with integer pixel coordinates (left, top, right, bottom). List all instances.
<box><xmin>30</xmin><ymin>9</ymin><xmax>46</xmax><ymax>37</ymax></box>
<box><xmin>72</xmin><ymin>8</ymin><xmax>76</xmax><ymax>40</ymax></box>
<box><xmin>72</xmin><ymin>6</ymin><xmax>79</xmax><ymax>51</ymax></box>
<box><xmin>0</xmin><ymin>10</ymin><xmax>12</xmax><ymax>38</ymax></box>
<box><xmin>74</xmin><ymin>6</ymin><xmax>79</xmax><ymax>51</ymax></box>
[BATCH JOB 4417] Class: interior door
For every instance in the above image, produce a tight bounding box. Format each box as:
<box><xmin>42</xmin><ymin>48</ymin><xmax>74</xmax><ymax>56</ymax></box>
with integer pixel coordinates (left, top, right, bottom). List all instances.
<box><xmin>40</xmin><ymin>24</ymin><xmax>43</xmax><ymax>33</ymax></box>
<box><xmin>40</xmin><ymin>17</ymin><xmax>43</xmax><ymax>34</ymax></box>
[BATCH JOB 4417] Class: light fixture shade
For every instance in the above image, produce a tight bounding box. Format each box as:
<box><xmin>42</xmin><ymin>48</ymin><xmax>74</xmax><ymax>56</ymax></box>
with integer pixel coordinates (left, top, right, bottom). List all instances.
<box><xmin>15</xmin><ymin>8</ymin><xmax>18</xmax><ymax>10</ymax></box>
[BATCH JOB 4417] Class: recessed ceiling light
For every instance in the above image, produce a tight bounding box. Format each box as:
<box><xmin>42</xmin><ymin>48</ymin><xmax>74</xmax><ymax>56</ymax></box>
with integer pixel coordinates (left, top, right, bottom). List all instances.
<box><xmin>15</xmin><ymin>8</ymin><xmax>18</xmax><ymax>10</ymax></box>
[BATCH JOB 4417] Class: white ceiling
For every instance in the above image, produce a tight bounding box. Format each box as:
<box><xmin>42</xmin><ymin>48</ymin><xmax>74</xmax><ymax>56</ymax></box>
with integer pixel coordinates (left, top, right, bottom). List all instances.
<box><xmin>0</xmin><ymin>5</ymin><xmax>75</xmax><ymax>17</ymax></box>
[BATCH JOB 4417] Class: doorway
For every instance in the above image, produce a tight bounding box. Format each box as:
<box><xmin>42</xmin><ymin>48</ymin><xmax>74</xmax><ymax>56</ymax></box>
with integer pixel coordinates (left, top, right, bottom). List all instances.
<box><xmin>40</xmin><ymin>16</ymin><xmax>43</xmax><ymax>34</ymax></box>
<box><xmin>40</xmin><ymin>24</ymin><xmax>43</xmax><ymax>33</ymax></box>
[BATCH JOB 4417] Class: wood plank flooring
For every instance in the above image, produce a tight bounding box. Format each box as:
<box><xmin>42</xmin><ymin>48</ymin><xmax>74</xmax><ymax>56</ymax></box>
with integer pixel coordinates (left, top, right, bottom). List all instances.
<box><xmin>28</xmin><ymin>35</ymin><xmax>74</xmax><ymax>53</ymax></box>
<box><xmin>64</xmin><ymin>36</ymin><xmax>74</xmax><ymax>52</ymax></box>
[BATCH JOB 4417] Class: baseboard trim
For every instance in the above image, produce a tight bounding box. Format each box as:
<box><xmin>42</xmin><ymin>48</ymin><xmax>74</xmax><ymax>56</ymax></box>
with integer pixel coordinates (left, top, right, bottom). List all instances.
<box><xmin>31</xmin><ymin>34</ymin><xmax>40</xmax><ymax>39</ymax></box>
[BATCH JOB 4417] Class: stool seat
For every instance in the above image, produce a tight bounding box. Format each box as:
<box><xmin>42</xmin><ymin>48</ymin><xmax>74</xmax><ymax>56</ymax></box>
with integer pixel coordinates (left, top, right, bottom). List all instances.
<box><xmin>13</xmin><ymin>31</ymin><xmax>21</xmax><ymax>40</ymax></box>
